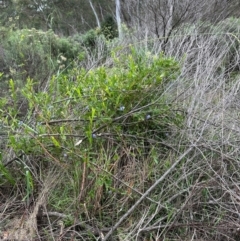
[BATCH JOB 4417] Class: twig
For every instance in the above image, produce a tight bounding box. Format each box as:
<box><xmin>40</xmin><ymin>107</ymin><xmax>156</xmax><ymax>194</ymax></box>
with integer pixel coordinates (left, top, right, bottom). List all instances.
<box><xmin>40</xmin><ymin>118</ymin><xmax>86</xmax><ymax>125</ymax></box>
<box><xmin>43</xmin><ymin>211</ymin><xmax>68</xmax><ymax>218</ymax></box>
<box><xmin>78</xmin><ymin>159</ymin><xmax>86</xmax><ymax>202</ymax></box>
<box><xmin>4</xmin><ymin>152</ymin><xmax>24</xmax><ymax>167</ymax></box>
<box><xmin>39</xmin><ymin>133</ymin><xmax>85</xmax><ymax>138</ymax></box>
<box><xmin>43</xmin><ymin>211</ymin><xmax>111</xmax><ymax>236</ymax></box>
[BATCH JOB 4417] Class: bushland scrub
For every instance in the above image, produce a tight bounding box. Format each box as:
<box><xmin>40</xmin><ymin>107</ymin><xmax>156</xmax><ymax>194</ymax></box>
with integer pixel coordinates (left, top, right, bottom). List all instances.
<box><xmin>1</xmin><ymin>17</ymin><xmax>240</xmax><ymax>241</ymax></box>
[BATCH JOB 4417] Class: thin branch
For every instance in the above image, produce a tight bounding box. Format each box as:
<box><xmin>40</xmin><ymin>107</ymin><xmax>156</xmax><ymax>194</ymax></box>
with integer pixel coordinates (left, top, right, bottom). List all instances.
<box><xmin>40</xmin><ymin>118</ymin><xmax>87</xmax><ymax>125</ymax></box>
<box><xmin>89</xmin><ymin>0</ymin><xmax>100</xmax><ymax>28</ymax></box>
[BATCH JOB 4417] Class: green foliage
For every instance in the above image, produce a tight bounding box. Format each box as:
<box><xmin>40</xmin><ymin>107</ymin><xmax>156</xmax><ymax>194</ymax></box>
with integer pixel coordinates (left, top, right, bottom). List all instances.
<box><xmin>0</xmin><ymin>27</ymin><xmax>80</xmax><ymax>84</ymax></box>
<box><xmin>100</xmin><ymin>15</ymin><xmax>118</xmax><ymax>40</ymax></box>
<box><xmin>0</xmin><ymin>0</ymin><xmax>115</xmax><ymax>35</ymax></box>
<box><xmin>72</xmin><ymin>16</ymin><xmax>117</xmax><ymax>51</ymax></box>
<box><xmin>0</xmin><ymin>46</ymin><xmax>183</xmax><ymax>234</ymax></box>
<box><xmin>73</xmin><ymin>28</ymin><xmax>108</xmax><ymax>53</ymax></box>
<box><xmin>79</xmin><ymin>29</ymin><xmax>99</xmax><ymax>48</ymax></box>
<box><xmin>0</xmin><ymin>153</ymin><xmax>15</xmax><ymax>185</ymax></box>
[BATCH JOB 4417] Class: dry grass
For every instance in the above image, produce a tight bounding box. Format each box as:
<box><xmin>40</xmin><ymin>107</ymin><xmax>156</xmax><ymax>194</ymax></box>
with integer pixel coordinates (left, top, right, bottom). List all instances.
<box><xmin>113</xmin><ymin>19</ymin><xmax>240</xmax><ymax>241</ymax></box>
<box><xmin>81</xmin><ymin>18</ymin><xmax>240</xmax><ymax>241</ymax></box>
<box><xmin>0</xmin><ymin>169</ymin><xmax>60</xmax><ymax>241</ymax></box>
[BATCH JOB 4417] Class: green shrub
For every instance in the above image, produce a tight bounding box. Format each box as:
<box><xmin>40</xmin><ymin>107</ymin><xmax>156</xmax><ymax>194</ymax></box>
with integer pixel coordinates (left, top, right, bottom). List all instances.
<box><xmin>80</xmin><ymin>29</ymin><xmax>98</xmax><ymax>48</ymax></box>
<box><xmin>1</xmin><ymin>47</ymin><xmax>183</xmax><ymax>231</ymax></box>
<box><xmin>100</xmin><ymin>15</ymin><xmax>118</xmax><ymax>40</ymax></box>
<box><xmin>0</xmin><ymin>27</ymin><xmax>81</xmax><ymax>86</ymax></box>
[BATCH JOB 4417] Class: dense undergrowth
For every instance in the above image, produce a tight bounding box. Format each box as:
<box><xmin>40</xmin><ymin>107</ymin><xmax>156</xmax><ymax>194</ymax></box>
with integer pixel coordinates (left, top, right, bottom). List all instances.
<box><xmin>1</xmin><ymin>17</ymin><xmax>240</xmax><ymax>241</ymax></box>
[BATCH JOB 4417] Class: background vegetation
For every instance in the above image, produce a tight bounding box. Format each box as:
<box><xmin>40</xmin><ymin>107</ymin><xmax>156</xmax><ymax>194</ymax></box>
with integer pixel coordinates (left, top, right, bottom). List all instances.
<box><xmin>1</xmin><ymin>1</ymin><xmax>240</xmax><ymax>241</ymax></box>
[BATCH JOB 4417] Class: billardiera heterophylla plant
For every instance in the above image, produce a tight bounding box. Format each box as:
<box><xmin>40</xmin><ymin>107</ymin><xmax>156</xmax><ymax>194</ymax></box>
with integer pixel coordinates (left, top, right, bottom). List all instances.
<box><xmin>1</xmin><ymin>47</ymin><xmax>183</xmax><ymax>236</ymax></box>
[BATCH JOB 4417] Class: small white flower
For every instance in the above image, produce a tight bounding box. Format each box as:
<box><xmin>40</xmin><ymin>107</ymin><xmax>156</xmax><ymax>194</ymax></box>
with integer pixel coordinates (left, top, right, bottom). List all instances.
<box><xmin>119</xmin><ymin>106</ymin><xmax>125</xmax><ymax>111</ymax></box>
<box><xmin>146</xmin><ymin>114</ymin><xmax>151</xmax><ymax>120</ymax></box>
<box><xmin>60</xmin><ymin>55</ymin><xmax>67</xmax><ymax>61</ymax></box>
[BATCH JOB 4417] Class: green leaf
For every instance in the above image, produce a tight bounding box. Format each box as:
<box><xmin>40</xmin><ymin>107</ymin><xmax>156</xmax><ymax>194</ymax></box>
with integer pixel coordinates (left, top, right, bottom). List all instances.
<box><xmin>0</xmin><ymin>157</ymin><xmax>15</xmax><ymax>185</ymax></box>
<box><xmin>51</xmin><ymin>136</ymin><xmax>60</xmax><ymax>147</ymax></box>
